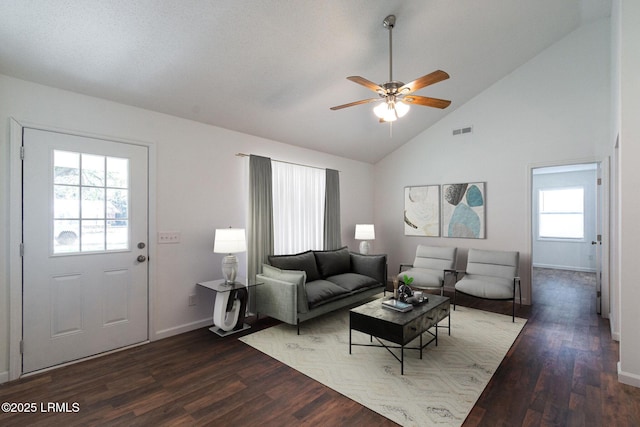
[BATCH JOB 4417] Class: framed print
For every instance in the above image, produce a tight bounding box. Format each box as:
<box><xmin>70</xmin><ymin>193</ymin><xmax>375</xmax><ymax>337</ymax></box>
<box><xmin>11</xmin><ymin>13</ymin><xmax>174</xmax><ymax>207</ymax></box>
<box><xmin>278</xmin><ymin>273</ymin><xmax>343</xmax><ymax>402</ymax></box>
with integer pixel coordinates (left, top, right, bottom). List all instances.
<box><xmin>442</xmin><ymin>182</ymin><xmax>486</xmax><ymax>238</ymax></box>
<box><xmin>404</xmin><ymin>185</ymin><xmax>440</xmax><ymax>236</ymax></box>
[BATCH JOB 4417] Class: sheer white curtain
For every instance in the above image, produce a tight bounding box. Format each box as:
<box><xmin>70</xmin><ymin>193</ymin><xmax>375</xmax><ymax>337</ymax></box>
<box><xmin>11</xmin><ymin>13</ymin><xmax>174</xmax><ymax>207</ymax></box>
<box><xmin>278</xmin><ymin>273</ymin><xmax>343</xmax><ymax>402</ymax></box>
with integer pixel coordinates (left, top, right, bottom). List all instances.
<box><xmin>272</xmin><ymin>161</ymin><xmax>325</xmax><ymax>255</ymax></box>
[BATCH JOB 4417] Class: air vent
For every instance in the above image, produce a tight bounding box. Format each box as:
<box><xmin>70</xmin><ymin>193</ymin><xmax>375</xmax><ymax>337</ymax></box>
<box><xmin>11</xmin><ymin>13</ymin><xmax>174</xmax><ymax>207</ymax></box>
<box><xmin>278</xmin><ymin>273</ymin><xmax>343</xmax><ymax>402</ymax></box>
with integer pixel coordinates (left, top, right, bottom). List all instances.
<box><xmin>452</xmin><ymin>126</ymin><xmax>473</xmax><ymax>136</ymax></box>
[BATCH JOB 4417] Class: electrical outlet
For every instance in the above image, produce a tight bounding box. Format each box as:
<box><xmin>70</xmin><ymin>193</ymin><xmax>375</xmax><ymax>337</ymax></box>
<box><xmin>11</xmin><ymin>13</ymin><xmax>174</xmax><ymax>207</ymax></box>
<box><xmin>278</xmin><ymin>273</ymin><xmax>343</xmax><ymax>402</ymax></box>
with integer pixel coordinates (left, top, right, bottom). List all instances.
<box><xmin>188</xmin><ymin>295</ymin><xmax>197</xmax><ymax>306</ymax></box>
<box><xmin>158</xmin><ymin>231</ymin><xmax>181</xmax><ymax>244</ymax></box>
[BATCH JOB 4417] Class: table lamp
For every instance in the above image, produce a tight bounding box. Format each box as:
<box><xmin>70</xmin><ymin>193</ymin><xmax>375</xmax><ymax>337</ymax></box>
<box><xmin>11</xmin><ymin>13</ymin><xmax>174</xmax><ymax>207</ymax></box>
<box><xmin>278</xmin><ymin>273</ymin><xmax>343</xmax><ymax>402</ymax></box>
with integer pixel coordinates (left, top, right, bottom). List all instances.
<box><xmin>213</xmin><ymin>227</ymin><xmax>246</xmax><ymax>285</ymax></box>
<box><xmin>355</xmin><ymin>224</ymin><xmax>375</xmax><ymax>255</ymax></box>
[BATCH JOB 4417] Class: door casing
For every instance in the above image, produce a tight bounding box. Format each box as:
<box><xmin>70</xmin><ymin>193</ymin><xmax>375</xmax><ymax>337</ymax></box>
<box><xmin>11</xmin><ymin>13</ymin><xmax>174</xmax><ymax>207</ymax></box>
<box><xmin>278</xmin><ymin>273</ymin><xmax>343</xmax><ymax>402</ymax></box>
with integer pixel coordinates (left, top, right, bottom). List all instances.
<box><xmin>527</xmin><ymin>157</ymin><xmax>611</xmax><ymax>319</ymax></box>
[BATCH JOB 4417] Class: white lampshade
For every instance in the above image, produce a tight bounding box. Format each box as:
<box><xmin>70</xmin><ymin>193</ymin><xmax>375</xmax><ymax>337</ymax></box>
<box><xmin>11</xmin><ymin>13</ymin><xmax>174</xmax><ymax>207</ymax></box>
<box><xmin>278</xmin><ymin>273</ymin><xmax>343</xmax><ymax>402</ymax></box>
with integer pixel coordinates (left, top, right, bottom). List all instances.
<box><xmin>213</xmin><ymin>228</ymin><xmax>247</xmax><ymax>254</ymax></box>
<box><xmin>355</xmin><ymin>224</ymin><xmax>375</xmax><ymax>240</ymax></box>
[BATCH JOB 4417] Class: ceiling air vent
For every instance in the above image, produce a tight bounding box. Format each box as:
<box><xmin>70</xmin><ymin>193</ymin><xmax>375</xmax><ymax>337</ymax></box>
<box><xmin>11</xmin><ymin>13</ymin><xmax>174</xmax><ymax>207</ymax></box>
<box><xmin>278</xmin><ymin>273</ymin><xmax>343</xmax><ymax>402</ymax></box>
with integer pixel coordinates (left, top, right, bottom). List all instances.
<box><xmin>452</xmin><ymin>126</ymin><xmax>473</xmax><ymax>136</ymax></box>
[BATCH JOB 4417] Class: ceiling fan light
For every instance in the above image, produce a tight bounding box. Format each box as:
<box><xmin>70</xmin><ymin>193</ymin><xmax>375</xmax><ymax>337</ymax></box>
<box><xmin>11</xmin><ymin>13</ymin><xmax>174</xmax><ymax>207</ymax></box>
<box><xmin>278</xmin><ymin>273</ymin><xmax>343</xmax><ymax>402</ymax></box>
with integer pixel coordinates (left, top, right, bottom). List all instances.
<box><xmin>378</xmin><ymin>103</ymin><xmax>398</xmax><ymax>122</ymax></box>
<box><xmin>395</xmin><ymin>100</ymin><xmax>410</xmax><ymax>118</ymax></box>
<box><xmin>373</xmin><ymin>102</ymin><xmax>391</xmax><ymax>119</ymax></box>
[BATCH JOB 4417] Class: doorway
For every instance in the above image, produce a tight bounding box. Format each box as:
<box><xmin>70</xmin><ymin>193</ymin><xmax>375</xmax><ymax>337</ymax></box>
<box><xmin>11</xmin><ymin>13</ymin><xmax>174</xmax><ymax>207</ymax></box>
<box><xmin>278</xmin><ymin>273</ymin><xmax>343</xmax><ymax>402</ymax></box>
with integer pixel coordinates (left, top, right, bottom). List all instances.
<box><xmin>21</xmin><ymin>127</ymin><xmax>150</xmax><ymax>373</ymax></box>
<box><xmin>530</xmin><ymin>162</ymin><xmax>608</xmax><ymax>317</ymax></box>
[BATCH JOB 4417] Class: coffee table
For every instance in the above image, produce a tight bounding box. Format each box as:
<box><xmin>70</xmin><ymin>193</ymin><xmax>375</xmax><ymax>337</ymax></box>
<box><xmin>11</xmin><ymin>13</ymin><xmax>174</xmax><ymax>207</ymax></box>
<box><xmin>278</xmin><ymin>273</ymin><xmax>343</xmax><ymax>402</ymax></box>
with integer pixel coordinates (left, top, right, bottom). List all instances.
<box><xmin>349</xmin><ymin>295</ymin><xmax>450</xmax><ymax>374</ymax></box>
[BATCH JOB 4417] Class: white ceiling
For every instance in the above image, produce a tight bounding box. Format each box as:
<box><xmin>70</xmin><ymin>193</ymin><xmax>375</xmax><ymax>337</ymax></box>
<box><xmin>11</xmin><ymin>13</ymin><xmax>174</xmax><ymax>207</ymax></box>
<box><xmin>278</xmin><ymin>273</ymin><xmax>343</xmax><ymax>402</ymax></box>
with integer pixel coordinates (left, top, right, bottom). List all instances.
<box><xmin>0</xmin><ymin>0</ymin><xmax>610</xmax><ymax>163</ymax></box>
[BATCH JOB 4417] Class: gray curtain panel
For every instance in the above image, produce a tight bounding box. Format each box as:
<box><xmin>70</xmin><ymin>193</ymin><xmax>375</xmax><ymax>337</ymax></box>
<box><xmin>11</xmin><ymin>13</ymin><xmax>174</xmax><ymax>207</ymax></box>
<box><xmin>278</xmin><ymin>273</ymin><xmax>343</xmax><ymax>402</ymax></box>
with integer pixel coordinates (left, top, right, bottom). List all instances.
<box><xmin>248</xmin><ymin>155</ymin><xmax>274</xmax><ymax>285</ymax></box>
<box><xmin>323</xmin><ymin>168</ymin><xmax>342</xmax><ymax>250</ymax></box>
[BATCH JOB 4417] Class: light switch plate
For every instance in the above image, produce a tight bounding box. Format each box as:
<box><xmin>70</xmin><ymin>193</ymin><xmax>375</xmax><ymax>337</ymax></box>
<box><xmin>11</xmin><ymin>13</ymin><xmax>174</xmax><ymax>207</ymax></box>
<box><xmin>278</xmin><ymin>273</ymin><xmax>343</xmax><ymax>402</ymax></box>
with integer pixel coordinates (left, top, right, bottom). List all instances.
<box><xmin>158</xmin><ymin>231</ymin><xmax>181</xmax><ymax>244</ymax></box>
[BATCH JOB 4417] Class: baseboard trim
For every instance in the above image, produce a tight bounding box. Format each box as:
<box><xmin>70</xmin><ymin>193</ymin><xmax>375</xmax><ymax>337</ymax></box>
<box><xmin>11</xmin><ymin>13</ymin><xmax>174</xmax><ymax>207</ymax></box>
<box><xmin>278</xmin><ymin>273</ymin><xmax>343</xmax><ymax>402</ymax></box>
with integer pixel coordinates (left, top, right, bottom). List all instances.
<box><xmin>611</xmin><ymin>331</ymin><xmax>621</xmax><ymax>342</ymax></box>
<box><xmin>618</xmin><ymin>362</ymin><xmax>640</xmax><ymax>388</ymax></box>
<box><xmin>153</xmin><ymin>318</ymin><xmax>212</xmax><ymax>341</ymax></box>
<box><xmin>0</xmin><ymin>370</ymin><xmax>8</xmax><ymax>384</ymax></box>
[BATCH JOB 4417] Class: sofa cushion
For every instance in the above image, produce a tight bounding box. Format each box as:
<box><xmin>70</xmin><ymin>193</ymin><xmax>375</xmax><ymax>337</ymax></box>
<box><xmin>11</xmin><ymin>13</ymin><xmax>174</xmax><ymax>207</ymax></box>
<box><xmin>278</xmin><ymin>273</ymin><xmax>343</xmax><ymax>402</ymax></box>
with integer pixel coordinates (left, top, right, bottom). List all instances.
<box><xmin>261</xmin><ymin>264</ymin><xmax>308</xmax><ymax>313</ymax></box>
<box><xmin>314</xmin><ymin>246</ymin><xmax>350</xmax><ymax>278</ymax></box>
<box><xmin>350</xmin><ymin>252</ymin><xmax>386</xmax><ymax>284</ymax></box>
<box><xmin>326</xmin><ymin>273</ymin><xmax>379</xmax><ymax>292</ymax></box>
<box><xmin>269</xmin><ymin>250</ymin><xmax>321</xmax><ymax>282</ymax></box>
<box><xmin>305</xmin><ymin>279</ymin><xmax>350</xmax><ymax>309</ymax></box>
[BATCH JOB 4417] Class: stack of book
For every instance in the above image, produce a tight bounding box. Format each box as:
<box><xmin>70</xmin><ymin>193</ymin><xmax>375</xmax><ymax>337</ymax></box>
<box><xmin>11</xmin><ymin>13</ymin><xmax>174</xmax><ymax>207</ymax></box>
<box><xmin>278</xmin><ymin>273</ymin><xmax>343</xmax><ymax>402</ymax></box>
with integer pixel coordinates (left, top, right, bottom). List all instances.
<box><xmin>381</xmin><ymin>299</ymin><xmax>413</xmax><ymax>312</ymax></box>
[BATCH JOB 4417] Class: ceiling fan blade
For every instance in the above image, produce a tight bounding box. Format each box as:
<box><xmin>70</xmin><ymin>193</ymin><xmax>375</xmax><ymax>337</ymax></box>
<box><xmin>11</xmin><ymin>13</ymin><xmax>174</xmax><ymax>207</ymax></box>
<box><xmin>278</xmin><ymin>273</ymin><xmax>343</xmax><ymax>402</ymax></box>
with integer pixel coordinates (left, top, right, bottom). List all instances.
<box><xmin>403</xmin><ymin>95</ymin><xmax>451</xmax><ymax>109</ymax></box>
<box><xmin>346</xmin><ymin>76</ymin><xmax>384</xmax><ymax>93</ymax></box>
<box><xmin>398</xmin><ymin>70</ymin><xmax>450</xmax><ymax>95</ymax></box>
<box><xmin>330</xmin><ymin>98</ymin><xmax>380</xmax><ymax>110</ymax></box>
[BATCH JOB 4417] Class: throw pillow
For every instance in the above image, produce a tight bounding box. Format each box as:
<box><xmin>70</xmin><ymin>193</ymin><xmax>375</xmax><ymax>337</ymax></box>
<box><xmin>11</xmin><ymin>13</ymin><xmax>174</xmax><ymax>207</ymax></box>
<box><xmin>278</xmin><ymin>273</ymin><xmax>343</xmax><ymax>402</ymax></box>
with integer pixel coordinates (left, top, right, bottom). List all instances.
<box><xmin>268</xmin><ymin>250</ymin><xmax>321</xmax><ymax>282</ymax></box>
<box><xmin>314</xmin><ymin>246</ymin><xmax>350</xmax><ymax>278</ymax></box>
<box><xmin>350</xmin><ymin>252</ymin><xmax>386</xmax><ymax>284</ymax></box>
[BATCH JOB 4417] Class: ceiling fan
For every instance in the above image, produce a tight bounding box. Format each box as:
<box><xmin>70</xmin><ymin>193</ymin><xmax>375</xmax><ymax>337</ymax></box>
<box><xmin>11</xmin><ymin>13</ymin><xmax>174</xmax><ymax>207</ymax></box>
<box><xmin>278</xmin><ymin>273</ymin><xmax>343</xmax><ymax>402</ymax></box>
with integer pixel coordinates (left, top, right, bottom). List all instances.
<box><xmin>330</xmin><ymin>15</ymin><xmax>451</xmax><ymax>122</ymax></box>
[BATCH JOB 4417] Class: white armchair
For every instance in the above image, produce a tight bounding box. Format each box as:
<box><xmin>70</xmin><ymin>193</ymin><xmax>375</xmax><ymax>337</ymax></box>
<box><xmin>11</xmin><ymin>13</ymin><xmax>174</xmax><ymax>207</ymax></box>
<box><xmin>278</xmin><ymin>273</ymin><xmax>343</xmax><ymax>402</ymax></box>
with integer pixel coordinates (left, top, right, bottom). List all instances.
<box><xmin>398</xmin><ymin>245</ymin><xmax>458</xmax><ymax>296</ymax></box>
<box><xmin>453</xmin><ymin>248</ymin><xmax>521</xmax><ymax>321</ymax></box>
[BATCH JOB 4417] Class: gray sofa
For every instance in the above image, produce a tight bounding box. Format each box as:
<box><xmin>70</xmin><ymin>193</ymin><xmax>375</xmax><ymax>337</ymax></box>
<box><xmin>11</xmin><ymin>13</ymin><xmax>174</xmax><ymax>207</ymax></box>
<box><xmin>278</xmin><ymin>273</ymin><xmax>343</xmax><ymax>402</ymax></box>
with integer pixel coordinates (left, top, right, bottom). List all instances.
<box><xmin>256</xmin><ymin>247</ymin><xmax>387</xmax><ymax>332</ymax></box>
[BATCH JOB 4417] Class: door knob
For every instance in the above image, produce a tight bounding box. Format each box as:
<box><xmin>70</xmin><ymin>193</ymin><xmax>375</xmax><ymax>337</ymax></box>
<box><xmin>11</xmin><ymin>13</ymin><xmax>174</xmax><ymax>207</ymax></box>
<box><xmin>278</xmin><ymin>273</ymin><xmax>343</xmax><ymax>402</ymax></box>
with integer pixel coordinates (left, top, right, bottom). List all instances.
<box><xmin>137</xmin><ymin>255</ymin><xmax>147</xmax><ymax>263</ymax></box>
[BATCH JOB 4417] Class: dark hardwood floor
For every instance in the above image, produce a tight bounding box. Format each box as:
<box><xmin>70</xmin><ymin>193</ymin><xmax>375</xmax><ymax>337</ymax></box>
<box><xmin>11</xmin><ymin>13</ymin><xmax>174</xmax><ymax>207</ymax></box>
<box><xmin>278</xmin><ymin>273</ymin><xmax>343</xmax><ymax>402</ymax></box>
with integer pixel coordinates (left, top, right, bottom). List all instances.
<box><xmin>1</xmin><ymin>268</ymin><xmax>639</xmax><ymax>426</ymax></box>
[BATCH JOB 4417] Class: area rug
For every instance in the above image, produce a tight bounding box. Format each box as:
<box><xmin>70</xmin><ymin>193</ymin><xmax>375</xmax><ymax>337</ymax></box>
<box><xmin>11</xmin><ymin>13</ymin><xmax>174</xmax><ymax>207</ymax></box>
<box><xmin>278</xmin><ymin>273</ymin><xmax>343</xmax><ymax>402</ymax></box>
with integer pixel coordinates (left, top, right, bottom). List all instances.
<box><xmin>240</xmin><ymin>302</ymin><xmax>526</xmax><ymax>426</ymax></box>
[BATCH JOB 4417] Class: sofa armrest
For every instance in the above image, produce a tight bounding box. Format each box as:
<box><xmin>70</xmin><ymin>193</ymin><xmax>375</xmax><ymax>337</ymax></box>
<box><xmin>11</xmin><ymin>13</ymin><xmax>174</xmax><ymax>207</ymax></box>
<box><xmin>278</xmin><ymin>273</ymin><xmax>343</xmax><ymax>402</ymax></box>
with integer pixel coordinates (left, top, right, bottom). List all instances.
<box><xmin>350</xmin><ymin>252</ymin><xmax>387</xmax><ymax>284</ymax></box>
<box><xmin>256</xmin><ymin>274</ymin><xmax>302</xmax><ymax>325</ymax></box>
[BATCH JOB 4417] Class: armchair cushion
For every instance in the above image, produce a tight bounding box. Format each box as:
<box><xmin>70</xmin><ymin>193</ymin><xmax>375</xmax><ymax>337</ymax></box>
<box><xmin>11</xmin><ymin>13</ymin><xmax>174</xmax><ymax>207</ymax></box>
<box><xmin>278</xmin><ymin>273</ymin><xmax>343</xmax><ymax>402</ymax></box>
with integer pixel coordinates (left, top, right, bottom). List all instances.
<box><xmin>454</xmin><ymin>249</ymin><xmax>519</xmax><ymax>301</ymax></box>
<box><xmin>413</xmin><ymin>245</ymin><xmax>457</xmax><ymax>271</ymax></box>
<box><xmin>455</xmin><ymin>274</ymin><xmax>514</xmax><ymax>299</ymax></box>
<box><xmin>399</xmin><ymin>268</ymin><xmax>443</xmax><ymax>288</ymax></box>
<box><xmin>269</xmin><ymin>250</ymin><xmax>321</xmax><ymax>282</ymax></box>
<box><xmin>398</xmin><ymin>245</ymin><xmax>457</xmax><ymax>289</ymax></box>
<box><xmin>314</xmin><ymin>246</ymin><xmax>350</xmax><ymax>278</ymax></box>
<box><xmin>465</xmin><ymin>248</ymin><xmax>518</xmax><ymax>279</ymax></box>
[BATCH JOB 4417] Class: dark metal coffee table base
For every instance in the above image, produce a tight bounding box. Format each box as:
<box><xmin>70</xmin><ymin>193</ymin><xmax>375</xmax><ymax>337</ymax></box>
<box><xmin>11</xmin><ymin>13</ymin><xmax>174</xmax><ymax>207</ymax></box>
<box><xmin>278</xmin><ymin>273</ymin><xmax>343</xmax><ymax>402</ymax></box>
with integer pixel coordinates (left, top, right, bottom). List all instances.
<box><xmin>349</xmin><ymin>295</ymin><xmax>451</xmax><ymax>374</ymax></box>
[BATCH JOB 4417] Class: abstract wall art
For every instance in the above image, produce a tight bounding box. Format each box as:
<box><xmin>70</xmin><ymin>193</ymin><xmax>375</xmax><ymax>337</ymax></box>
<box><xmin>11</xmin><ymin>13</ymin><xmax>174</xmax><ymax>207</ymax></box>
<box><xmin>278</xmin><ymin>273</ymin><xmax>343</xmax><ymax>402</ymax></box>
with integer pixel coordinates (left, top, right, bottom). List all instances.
<box><xmin>442</xmin><ymin>182</ymin><xmax>486</xmax><ymax>238</ymax></box>
<box><xmin>404</xmin><ymin>185</ymin><xmax>440</xmax><ymax>236</ymax></box>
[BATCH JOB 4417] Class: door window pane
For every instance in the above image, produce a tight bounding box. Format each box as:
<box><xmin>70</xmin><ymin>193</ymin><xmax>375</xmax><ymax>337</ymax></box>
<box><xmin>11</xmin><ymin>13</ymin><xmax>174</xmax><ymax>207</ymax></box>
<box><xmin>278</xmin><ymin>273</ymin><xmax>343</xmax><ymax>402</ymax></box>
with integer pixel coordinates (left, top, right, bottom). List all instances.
<box><xmin>52</xmin><ymin>150</ymin><xmax>130</xmax><ymax>254</ymax></box>
<box><xmin>107</xmin><ymin>220</ymin><xmax>128</xmax><ymax>250</ymax></box>
<box><xmin>54</xmin><ymin>151</ymin><xmax>80</xmax><ymax>185</ymax></box>
<box><xmin>107</xmin><ymin>189</ymin><xmax>128</xmax><ymax>219</ymax></box>
<box><xmin>54</xmin><ymin>185</ymin><xmax>79</xmax><ymax>218</ymax></box>
<box><xmin>81</xmin><ymin>187</ymin><xmax>105</xmax><ymax>219</ymax></box>
<box><xmin>81</xmin><ymin>220</ymin><xmax>105</xmax><ymax>252</ymax></box>
<box><xmin>107</xmin><ymin>157</ymin><xmax>129</xmax><ymax>188</ymax></box>
<box><xmin>81</xmin><ymin>154</ymin><xmax>105</xmax><ymax>186</ymax></box>
<box><xmin>53</xmin><ymin>220</ymin><xmax>80</xmax><ymax>253</ymax></box>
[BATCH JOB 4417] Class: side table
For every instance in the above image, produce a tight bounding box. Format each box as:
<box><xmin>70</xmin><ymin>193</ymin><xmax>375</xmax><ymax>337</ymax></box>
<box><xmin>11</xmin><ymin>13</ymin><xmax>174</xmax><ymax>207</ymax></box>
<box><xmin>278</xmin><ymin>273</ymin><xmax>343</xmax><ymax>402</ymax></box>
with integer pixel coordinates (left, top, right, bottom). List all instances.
<box><xmin>197</xmin><ymin>278</ymin><xmax>260</xmax><ymax>337</ymax></box>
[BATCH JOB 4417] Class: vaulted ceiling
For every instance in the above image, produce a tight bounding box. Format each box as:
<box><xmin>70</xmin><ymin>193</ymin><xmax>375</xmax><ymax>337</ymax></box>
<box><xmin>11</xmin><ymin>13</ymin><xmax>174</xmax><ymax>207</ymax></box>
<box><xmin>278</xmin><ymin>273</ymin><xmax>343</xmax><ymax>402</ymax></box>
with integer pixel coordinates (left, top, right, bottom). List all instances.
<box><xmin>0</xmin><ymin>0</ymin><xmax>610</xmax><ymax>163</ymax></box>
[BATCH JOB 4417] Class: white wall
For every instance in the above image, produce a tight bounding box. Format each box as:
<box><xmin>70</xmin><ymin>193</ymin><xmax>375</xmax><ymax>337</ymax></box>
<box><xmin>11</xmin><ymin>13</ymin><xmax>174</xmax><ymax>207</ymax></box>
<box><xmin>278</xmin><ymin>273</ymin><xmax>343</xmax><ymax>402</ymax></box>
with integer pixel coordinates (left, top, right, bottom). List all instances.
<box><xmin>0</xmin><ymin>75</ymin><xmax>374</xmax><ymax>380</ymax></box>
<box><xmin>617</xmin><ymin>0</ymin><xmax>640</xmax><ymax>388</ymax></box>
<box><xmin>532</xmin><ymin>168</ymin><xmax>598</xmax><ymax>272</ymax></box>
<box><xmin>374</xmin><ymin>18</ymin><xmax>611</xmax><ymax>306</ymax></box>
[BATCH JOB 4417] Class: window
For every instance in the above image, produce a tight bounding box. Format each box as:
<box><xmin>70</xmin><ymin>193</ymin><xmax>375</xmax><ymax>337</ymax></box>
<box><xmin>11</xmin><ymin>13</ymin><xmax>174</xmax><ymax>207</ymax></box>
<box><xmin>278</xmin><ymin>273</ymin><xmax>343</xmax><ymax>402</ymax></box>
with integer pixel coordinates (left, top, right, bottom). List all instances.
<box><xmin>538</xmin><ymin>187</ymin><xmax>584</xmax><ymax>239</ymax></box>
<box><xmin>272</xmin><ymin>162</ymin><xmax>325</xmax><ymax>255</ymax></box>
<box><xmin>53</xmin><ymin>150</ymin><xmax>129</xmax><ymax>254</ymax></box>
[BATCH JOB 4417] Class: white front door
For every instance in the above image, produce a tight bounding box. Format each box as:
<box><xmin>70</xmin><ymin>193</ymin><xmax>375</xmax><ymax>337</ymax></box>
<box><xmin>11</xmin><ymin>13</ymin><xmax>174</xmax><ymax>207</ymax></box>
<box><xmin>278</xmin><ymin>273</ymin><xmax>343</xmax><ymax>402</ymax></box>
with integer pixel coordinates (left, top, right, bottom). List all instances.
<box><xmin>22</xmin><ymin>128</ymin><xmax>149</xmax><ymax>374</ymax></box>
